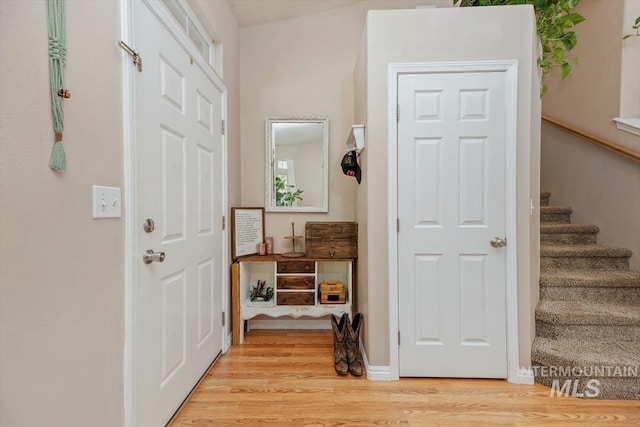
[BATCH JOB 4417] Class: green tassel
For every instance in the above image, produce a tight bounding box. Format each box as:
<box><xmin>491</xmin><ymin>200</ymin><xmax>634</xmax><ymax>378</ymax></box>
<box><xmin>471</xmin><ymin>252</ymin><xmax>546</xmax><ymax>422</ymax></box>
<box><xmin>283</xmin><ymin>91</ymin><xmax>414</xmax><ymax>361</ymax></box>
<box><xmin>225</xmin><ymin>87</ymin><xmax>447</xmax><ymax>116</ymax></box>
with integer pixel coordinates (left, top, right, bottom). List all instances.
<box><xmin>49</xmin><ymin>141</ymin><xmax>67</xmax><ymax>172</ymax></box>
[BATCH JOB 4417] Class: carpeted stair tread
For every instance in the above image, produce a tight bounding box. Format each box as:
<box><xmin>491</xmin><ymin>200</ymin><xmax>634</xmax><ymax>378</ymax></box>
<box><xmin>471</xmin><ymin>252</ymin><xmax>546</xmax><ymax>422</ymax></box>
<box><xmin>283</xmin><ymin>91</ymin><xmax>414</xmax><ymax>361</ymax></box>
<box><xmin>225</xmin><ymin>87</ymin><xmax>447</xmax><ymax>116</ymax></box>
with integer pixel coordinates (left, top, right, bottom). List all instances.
<box><xmin>532</xmin><ymin>337</ymin><xmax>640</xmax><ymax>369</ymax></box>
<box><xmin>540</xmin><ymin>224</ymin><xmax>599</xmax><ymax>234</ymax></box>
<box><xmin>540</xmin><ymin>206</ymin><xmax>573</xmax><ymax>215</ymax></box>
<box><xmin>540</xmin><ymin>269</ymin><xmax>640</xmax><ymax>288</ymax></box>
<box><xmin>541</xmin><ymin>244</ymin><xmax>633</xmax><ymax>258</ymax></box>
<box><xmin>536</xmin><ymin>300</ymin><xmax>640</xmax><ymax>325</ymax></box>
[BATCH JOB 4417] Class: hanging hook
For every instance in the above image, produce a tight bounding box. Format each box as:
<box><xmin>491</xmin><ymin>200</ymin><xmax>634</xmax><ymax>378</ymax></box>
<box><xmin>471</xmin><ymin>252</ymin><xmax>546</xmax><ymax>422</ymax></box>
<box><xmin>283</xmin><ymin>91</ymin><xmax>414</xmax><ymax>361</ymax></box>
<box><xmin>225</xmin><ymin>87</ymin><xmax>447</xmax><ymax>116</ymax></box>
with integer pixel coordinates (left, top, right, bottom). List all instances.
<box><xmin>57</xmin><ymin>89</ymin><xmax>71</xmax><ymax>99</ymax></box>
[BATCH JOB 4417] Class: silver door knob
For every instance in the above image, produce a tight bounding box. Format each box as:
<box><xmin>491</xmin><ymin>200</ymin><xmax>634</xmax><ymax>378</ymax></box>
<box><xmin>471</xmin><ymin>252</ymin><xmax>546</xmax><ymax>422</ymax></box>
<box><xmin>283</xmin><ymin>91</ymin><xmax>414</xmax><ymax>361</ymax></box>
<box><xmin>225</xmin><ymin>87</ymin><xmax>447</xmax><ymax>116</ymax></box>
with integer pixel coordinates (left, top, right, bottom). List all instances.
<box><xmin>143</xmin><ymin>249</ymin><xmax>165</xmax><ymax>264</ymax></box>
<box><xmin>490</xmin><ymin>237</ymin><xmax>507</xmax><ymax>248</ymax></box>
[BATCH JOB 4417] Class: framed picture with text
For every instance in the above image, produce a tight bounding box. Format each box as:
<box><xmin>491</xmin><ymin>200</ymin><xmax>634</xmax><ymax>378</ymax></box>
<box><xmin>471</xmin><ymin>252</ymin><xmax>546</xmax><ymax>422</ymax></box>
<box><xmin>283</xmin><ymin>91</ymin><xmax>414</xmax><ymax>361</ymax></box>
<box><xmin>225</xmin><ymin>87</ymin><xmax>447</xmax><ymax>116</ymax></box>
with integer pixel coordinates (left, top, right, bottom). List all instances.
<box><xmin>231</xmin><ymin>207</ymin><xmax>265</xmax><ymax>259</ymax></box>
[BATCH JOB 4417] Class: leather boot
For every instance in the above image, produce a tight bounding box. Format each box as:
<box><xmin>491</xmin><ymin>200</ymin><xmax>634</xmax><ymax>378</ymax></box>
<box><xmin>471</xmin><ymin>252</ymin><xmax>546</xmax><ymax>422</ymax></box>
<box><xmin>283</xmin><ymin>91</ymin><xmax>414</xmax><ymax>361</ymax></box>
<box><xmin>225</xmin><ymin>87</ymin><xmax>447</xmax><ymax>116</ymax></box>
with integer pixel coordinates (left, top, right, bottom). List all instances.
<box><xmin>330</xmin><ymin>313</ymin><xmax>349</xmax><ymax>376</ymax></box>
<box><xmin>345</xmin><ymin>313</ymin><xmax>364</xmax><ymax>376</ymax></box>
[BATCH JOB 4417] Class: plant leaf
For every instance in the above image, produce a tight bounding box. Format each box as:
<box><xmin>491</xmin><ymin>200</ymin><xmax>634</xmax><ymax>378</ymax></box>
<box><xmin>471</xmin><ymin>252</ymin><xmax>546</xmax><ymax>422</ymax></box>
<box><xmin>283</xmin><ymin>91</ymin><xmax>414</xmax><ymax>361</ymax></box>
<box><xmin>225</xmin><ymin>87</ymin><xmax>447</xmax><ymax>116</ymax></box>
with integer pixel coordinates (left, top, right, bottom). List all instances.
<box><xmin>540</xmin><ymin>84</ymin><xmax>548</xmax><ymax>97</ymax></box>
<box><xmin>566</xmin><ymin>0</ymin><xmax>579</xmax><ymax>9</ymax></box>
<box><xmin>561</xmin><ymin>62</ymin><xmax>571</xmax><ymax>80</ymax></box>
<box><xmin>562</xmin><ymin>32</ymin><xmax>577</xmax><ymax>50</ymax></box>
<box><xmin>563</xmin><ymin>13</ymin><xmax>586</xmax><ymax>26</ymax></box>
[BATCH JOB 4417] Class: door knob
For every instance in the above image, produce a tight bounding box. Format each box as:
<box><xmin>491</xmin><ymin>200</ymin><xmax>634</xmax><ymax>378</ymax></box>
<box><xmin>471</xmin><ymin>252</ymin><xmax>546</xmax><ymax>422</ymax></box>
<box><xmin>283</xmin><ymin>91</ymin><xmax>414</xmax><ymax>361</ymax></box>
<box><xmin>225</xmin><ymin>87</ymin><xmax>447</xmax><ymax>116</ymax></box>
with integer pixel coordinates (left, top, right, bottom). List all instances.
<box><xmin>490</xmin><ymin>237</ymin><xmax>507</xmax><ymax>248</ymax></box>
<box><xmin>143</xmin><ymin>249</ymin><xmax>166</xmax><ymax>264</ymax></box>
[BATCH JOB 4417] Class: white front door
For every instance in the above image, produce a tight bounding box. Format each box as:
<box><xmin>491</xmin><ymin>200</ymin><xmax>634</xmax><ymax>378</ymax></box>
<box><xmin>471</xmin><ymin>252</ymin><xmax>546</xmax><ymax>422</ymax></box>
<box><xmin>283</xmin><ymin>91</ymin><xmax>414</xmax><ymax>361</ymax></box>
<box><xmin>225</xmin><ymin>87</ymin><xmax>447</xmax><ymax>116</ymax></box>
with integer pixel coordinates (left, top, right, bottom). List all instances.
<box><xmin>397</xmin><ymin>69</ymin><xmax>509</xmax><ymax>378</ymax></box>
<box><xmin>132</xmin><ymin>1</ymin><xmax>224</xmax><ymax>425</ymax></box>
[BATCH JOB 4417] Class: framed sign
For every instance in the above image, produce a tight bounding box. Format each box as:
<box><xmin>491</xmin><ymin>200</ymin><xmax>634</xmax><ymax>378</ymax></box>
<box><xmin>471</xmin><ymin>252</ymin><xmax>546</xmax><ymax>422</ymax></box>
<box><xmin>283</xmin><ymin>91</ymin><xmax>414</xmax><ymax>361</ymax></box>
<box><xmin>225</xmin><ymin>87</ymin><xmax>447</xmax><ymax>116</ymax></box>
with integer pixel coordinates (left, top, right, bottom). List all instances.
<box><xmin>231</xmin><ymin>207</ymin><xmax>265</xmax><ymax>259</ymax></box>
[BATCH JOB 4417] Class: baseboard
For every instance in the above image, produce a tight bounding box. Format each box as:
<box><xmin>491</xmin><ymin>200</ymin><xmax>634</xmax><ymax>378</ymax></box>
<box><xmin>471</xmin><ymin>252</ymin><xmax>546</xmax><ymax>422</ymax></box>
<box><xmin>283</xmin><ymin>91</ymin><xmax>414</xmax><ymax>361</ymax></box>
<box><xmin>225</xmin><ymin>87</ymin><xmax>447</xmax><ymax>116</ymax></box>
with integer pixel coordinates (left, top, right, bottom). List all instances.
<box><xmin>224</xmin><ymin>332</ymin><xmax>232</xmax><ymax>353</ymax></box>
<box><xmin>516</xmin><ymin>367</ymin><xmax>535</xmax><ymax>384</ymax></box>
<box><xmin>248</xmin><ymin>318</ymin><xmax>331</xmax><ymax>330</ymax></box>
<box><xmin>360</xmin><ymin>338</ymin><xmax>394</xmax><ymax>381</ymax></box>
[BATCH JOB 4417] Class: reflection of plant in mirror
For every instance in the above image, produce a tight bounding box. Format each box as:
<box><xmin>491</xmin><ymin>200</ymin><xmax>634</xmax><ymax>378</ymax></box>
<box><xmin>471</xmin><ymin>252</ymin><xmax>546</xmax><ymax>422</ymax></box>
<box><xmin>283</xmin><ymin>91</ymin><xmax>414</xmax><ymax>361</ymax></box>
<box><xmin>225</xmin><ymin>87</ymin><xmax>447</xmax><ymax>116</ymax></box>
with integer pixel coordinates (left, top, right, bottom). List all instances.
<box><xmin>275</xmin><ymin>175</ymin><xmax>304</xmax><ymax>207</ymax></box>
<box><xmin>623</xmin><ymin>16</ymin><xmax>640</xmax><ymax>40</ymax></box>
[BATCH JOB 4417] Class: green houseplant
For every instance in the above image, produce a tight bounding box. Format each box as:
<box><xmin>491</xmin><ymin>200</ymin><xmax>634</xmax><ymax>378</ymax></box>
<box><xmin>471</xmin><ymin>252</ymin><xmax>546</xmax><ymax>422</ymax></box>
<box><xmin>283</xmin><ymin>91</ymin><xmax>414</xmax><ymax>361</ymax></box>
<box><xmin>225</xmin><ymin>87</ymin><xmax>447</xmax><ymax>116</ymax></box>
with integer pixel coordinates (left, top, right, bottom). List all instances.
<box><xmin>454</xmin><ymin>0</ymin><xmax>586</xmax><ymax>96</ymax></box>
<box><xmin>275</xmin><ymin>175</ymin><xmax>304</xmax><ymax>207</ymax></box>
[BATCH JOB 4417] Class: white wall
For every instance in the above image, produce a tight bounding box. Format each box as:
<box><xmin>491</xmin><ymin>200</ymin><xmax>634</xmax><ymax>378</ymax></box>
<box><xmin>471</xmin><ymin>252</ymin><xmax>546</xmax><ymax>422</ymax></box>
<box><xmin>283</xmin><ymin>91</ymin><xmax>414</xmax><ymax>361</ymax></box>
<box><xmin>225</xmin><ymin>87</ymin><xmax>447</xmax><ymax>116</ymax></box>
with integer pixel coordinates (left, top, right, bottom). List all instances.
<box><xmin>359</xmin><ymin>5</ymin><xmax>540</xmax><ymax>367</ymax></box>
<box><xmin>0</xmin><ymin>1</ymin><xmax>241</xmax><ymax>425</ymax></box>
<box><xmin>541</xmin><ymin>0</ymin><xmax>640</xmax><ymax>271</ymax></box>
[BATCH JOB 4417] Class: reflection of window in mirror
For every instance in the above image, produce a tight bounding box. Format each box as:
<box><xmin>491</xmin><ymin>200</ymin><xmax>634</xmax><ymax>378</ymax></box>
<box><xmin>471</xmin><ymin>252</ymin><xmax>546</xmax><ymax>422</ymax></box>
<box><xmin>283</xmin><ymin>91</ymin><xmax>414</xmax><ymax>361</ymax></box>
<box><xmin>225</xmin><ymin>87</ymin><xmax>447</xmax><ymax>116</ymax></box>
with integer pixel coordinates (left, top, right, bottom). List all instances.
<box><xmin>275</xmin><ymin>159</ymin><xmax>300</xmax><ymax>207</ymax></box>
<box><xmin>266</xmin><ymin>118</ymin><xmax>328</xmax><ymax>212</ymax></box>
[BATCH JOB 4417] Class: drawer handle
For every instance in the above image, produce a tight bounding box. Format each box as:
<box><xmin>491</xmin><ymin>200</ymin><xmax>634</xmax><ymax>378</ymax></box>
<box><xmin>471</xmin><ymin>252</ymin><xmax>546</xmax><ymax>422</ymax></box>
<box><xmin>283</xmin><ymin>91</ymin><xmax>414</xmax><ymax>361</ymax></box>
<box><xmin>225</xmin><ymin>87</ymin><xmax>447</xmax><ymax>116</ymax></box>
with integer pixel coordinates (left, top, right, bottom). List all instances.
<box><xmin>304</xmin><ymin>265</ymin><xmax>310</xmax><ymax>271</ymax></box>
<box><xmin>329</xmin><ymin>251</ymin><xmax>336</xmax><ymax>258</ymax></box>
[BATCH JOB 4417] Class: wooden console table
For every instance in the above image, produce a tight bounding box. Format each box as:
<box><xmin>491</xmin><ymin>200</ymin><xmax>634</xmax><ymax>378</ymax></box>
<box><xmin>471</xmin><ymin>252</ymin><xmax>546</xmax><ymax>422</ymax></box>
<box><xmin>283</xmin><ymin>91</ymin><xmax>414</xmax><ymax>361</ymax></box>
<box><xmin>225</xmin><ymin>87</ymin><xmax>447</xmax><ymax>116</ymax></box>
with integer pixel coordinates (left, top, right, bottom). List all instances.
<box><xmin>231</xmin><ymin>254</ymin><xmax>354</xmax><ymax>344</ymax></box>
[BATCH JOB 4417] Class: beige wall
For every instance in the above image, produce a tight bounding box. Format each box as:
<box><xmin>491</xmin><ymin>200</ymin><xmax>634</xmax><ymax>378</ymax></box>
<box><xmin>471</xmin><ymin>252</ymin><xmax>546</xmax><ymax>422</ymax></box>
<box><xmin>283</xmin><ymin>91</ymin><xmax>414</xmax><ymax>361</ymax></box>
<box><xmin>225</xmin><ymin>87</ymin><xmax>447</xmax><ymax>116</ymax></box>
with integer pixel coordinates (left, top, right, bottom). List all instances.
<box><xmin>360</xmin><ymin>5</ymin><xmax>540</xmax><ymax>367</ymax></box>
<box><xmin>0</xmin><ymin>1</ymin><xmax>241</xmax><ymax>425</ymax></box>
<box><xmin>353</xmin><ymin>26</ymin><xmax>370</xmax><ymax>353</ymax></box>
<box><xmin>541</xmin><ymin>0</ymin><xmax>640</xmax><ymax>270</ymax></box>
<box><xmin>543</xmin><ymin>0</ymin><xmax>639</xmax><ymax>152</ymax></box>
<box><xmin>541</xmin><ymin>125</ymin><xmax>640</xmax><ymax>271</ymax></box>
<box><xmin>238</xmin><ymin>0</ymin><xmax>450</xmax><ymax>255</ymax></box>
<box><xmin>620</xmin><ymin>0</ymin><xmax>640</xmax><ymax>118</ymax></box>
<box><xmin>0</xmin><ymin>1</ymin><xmax>124</xmax><ymax>425</ymax></box>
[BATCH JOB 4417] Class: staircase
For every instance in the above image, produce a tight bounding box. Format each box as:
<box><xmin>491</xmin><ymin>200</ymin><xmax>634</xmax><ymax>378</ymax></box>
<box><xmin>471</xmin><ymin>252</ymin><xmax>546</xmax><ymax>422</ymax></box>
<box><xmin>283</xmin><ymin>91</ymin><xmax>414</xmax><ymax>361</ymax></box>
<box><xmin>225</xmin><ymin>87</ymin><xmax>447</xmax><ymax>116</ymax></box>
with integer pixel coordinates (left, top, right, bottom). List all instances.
<box><xmin>532</xmin><ymin>191</ymin><xmax>640</xmax><ymax>400</ymax></box>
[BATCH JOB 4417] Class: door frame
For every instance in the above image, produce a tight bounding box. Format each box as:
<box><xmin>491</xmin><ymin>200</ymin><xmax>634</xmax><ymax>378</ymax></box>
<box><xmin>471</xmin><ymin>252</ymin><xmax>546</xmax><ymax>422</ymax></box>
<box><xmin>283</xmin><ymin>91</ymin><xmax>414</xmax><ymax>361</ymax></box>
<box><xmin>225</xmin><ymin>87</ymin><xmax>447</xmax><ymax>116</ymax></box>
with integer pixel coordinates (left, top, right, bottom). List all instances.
<box><xmin>121</xmin><ymin>1</ymin><xmax>229</xmax><ymax>425</ymax></box>
<box><xmin>387</xmin><ymin>61</ymin><xmax>519</xmax><ymax>383</ymax></box>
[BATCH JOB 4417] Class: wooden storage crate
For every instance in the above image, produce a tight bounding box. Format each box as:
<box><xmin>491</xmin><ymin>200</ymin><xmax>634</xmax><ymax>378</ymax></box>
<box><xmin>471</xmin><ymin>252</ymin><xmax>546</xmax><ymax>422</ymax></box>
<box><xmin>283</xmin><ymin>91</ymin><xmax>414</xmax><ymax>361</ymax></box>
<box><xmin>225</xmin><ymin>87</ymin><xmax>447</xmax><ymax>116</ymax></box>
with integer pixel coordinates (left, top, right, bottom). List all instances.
<box><xmin>305</xmin><ymin>222</ymin><xmax>357</xmax><ymax>259</ymax></box>
<box><xmin>319</xmin><ymin>280</ymin><xmax>346</xmax><ymax>304</ymax></box>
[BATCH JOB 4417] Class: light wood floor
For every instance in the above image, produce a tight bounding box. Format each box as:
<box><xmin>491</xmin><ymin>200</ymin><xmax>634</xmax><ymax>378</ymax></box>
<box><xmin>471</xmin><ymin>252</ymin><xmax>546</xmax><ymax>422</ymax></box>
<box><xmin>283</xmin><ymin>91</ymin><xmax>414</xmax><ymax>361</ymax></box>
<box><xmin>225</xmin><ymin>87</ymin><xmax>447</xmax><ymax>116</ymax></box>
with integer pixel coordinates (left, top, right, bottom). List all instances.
<box><xmin>172</xmin><ymin>330</ymin><xmax>639</xmax><ymax>426</ymax></box>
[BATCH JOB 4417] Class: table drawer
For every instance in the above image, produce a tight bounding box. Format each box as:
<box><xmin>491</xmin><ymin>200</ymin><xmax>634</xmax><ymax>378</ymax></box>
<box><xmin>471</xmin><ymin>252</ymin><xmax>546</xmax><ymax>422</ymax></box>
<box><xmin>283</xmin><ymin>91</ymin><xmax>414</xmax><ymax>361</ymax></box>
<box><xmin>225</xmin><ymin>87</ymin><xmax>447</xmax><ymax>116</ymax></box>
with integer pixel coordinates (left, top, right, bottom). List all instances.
<box><xmin>277</xmin><ymin>276</ymin><xmax>315</xmax><ymax>290</ymax></box>
<box><xmin>277</xmin><ymin>261</ymin><xmax>315</xmax><ymax>274</ymax></box>
<box><xmin>276</xmin><ymin>292</ymin><xmax>315</xmax><ymax>306</ymax></box>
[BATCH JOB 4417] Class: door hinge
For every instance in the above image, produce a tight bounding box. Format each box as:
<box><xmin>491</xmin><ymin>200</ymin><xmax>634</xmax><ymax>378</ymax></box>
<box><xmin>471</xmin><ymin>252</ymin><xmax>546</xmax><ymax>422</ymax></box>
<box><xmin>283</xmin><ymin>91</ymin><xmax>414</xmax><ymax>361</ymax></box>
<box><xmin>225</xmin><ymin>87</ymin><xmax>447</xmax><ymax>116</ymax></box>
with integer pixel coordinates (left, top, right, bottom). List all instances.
<box><xmin>222</xmin><ymin>215</ymin><xmax>226</xmax><ymax>231</ymax></box>
<box><xmin>398</xmin><ymin>331</ymin><xmax>401</xmax><ymax>346</ymax></box>
<box><xmin>118</xmin><ymin>40</ymin><xmax>142</xmax><ymax>72</ymax></box>
<box><xmin>221</xmin><ymin>120</ymin><xmax>225</xmax><ymax>135</ymax></box>
<box><xmin>396</xmin><ymin>104</ymin><xmax>400</xmax><ymax>122</ymax></box>
<box><xmin>222</xmin><ymin>312</ymin><xmax>226</xmax><ymax>326</ymax></box>
<box><xmin>397</xmin><ymin>218</ymin><xmax>400</xmax><ymax>233</ymax></box>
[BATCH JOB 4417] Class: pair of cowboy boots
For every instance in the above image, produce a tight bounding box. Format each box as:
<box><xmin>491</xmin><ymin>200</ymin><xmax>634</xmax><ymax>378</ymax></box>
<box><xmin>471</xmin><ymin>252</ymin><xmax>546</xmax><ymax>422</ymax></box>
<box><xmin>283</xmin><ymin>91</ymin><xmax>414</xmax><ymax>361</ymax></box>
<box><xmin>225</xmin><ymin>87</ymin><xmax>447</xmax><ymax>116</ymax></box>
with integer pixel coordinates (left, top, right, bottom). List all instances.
<box><xmin>330</xmin><ymin>313</ymin><xmax>364</xmax><ymax>376</ymax></box>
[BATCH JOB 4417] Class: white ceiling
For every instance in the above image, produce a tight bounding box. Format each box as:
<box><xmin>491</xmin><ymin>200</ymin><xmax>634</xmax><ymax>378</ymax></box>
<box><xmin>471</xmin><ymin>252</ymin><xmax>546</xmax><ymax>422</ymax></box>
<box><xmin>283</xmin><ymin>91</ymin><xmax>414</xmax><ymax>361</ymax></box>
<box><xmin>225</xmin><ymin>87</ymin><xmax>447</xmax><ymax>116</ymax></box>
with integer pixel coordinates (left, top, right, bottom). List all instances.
<box><xmin>228</xmin><ymin>0</ymin><xmax>365</xmax><ymax>28</ymax></box>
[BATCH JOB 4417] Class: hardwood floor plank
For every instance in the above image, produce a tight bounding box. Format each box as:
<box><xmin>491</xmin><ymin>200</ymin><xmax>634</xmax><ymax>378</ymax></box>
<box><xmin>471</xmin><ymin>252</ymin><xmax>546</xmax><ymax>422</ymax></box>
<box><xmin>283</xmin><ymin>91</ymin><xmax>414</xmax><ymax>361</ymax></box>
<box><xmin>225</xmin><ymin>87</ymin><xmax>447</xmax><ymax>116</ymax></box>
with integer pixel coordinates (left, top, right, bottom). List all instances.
<box><xmin>171</xmin><ymin>330</ymin><xmax>640</xmax><ymax>427</ymax></box>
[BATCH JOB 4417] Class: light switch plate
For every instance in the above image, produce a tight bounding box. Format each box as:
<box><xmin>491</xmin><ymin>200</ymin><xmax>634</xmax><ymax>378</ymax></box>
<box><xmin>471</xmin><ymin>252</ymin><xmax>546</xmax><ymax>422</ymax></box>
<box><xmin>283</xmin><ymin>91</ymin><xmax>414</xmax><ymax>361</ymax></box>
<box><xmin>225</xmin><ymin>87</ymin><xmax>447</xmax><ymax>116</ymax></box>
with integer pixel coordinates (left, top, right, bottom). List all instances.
<box><xmin>93</xmin><ymin>185</ymin><xmax>121</xmax><ymax>219</ymax></box>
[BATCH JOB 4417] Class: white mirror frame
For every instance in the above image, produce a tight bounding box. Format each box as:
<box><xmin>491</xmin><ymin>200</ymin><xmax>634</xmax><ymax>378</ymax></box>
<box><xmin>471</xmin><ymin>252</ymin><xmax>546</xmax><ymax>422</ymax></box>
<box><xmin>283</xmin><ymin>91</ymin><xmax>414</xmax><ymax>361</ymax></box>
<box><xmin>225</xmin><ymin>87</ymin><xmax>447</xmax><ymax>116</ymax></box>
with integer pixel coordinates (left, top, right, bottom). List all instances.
<box><xmin>265</xmin><ymin>117</ymin><xmax>329</xmax><ymax>213</ymax></box>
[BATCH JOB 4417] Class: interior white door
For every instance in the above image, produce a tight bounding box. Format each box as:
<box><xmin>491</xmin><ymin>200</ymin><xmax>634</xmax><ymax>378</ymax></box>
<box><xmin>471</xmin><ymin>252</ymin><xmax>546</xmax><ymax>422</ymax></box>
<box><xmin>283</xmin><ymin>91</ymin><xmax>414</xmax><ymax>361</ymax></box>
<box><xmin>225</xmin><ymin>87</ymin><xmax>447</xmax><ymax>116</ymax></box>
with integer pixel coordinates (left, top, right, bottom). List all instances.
<box><xmin>132</xmin><ymin>1</ymin><xmax>224</xmax><ymax>425</ymax></box>
<box><xmin>397</xmin><ymin>70</ymin><xmax>508</xmax><ymax>378</ymax></box>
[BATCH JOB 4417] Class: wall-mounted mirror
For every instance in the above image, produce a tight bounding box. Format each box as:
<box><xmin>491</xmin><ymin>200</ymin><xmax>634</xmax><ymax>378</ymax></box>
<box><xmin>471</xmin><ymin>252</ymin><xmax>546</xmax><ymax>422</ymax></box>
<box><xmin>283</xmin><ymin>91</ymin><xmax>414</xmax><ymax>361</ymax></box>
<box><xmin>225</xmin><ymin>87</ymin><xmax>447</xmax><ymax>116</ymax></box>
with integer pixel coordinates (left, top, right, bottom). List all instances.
<box><xmin>265</xmin><ymin>117</ymin><xmax>328</xmax><ymax>212</ymax></box>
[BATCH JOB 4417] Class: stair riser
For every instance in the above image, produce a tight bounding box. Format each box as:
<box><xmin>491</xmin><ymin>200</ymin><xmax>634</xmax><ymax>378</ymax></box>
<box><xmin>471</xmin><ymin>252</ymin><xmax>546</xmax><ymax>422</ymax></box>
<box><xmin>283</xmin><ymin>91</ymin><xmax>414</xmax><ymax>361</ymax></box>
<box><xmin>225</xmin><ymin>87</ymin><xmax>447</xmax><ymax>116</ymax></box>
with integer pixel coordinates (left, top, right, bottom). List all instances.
<box><xmin>536</xmin><ymin>322</ymin><xmax>640</xmax><ymax>341</ymax></box>
<box><xmin>541</xmin><ymin>213</ymin><xmax>571</xmax><ymax>223</ymax></box>
<box><xmin>540</xmin><ymin>287</ymin><xmax>640</xmax><ymax>303</ymax></box>
<box><xmin>533</xmin><ymin>375</ymin><xmax>640</xmax><ymax>400</ymax></box>
<box><xmin>541</xmin><ymin>257</ymin><xmax>629</xmax><ymax>270</ymax></box>
<box><xmin>540</xmin><ymin>196</ymin><xmax>550</xmax><ymax>207</ymax></box>
<box><xmin>540</xmin><ymin>234</ymin><xmax>597</xmax><ymax>244</ymax></box>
